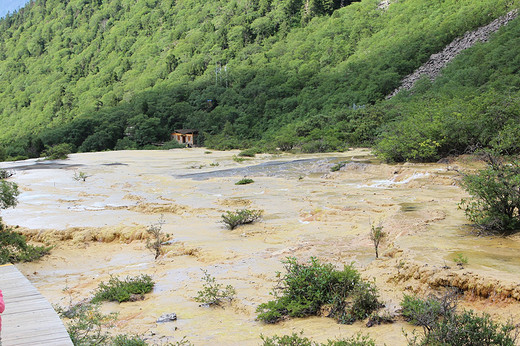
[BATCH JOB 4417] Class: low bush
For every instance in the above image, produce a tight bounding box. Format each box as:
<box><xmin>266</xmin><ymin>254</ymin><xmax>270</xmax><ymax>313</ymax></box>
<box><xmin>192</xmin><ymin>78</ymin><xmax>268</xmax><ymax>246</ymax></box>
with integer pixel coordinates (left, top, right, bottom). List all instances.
<box><xmin>112</xmin><ymin>334</ymin><xmax>148</xmax><ymax>346</ymax></box>
<box><xmin>261</xmin><ymin>332</ymin><xmax>313</xmax><ymax>346</ymax></box>
<box><xmin>238</xmin><ymin>148</ymin><xmax>258</xmax><ymax>157</ymax></box>
<box><xmin>91</xmin><ymin>275</ymin><xmax>154</xmax><ymax>303</ymax></box>
<box><xmin>408</xmin><ymin>310</ymin><xmax>518</xmax><ymax>345</ymax></box>
<box><xmin>232</xmin><ymin>155</ymin><xmax>247</xmax><ymax>163</ymax></box>
<box><xmin>401</xmin><ymin>294</ymin><xmax>444</xmax><ymax>328</ymax></box>
<box><xmin>0</xmin><ymin>180</ymin><xmax>19</xmax><ymax>209</ymax></box>
<box><xmin>402</xmin><ymin>291</ymin><xmax>459</xmax><ymax>330</ymax></box>
<box><xmin>194</xmin><ymin>269</ymin><xmax>236</xmax><ymax>306</ymax></box>
<box><xmin>221</xmin><ymin>209</ymin><xmax>262</xmax><ymax>230</ymax></box>
<box><xmin>72</xmin><ymin>171</ymin><xmax>89</xmax><ymax>182</ymax></box>
<box><xmin>56</xmin><ymin>300</ymin><xmax>149</xmax><ymax>346</ymax></box>
<box><xmin>162</xmin><ymin>140</ymin><xmax>185</xmax><ymax>150</ymax></box>
<box><xmin>331</xmin><ymin>280</ymin><xmax>382</xmax><ymax>324</ymax></box>
<box><xmin>235</xmin><ymin>178</ymin><xmax>254</xmax><ymax>185</ymax></box>
<box><xmin>0</xmin><ymin>222</ymin><xmax>51</xmax><ymax>264</ymax></box>
<box><xmin>345</xmin><ymin>281</ymin><xmax>382</xmax><ymax>322</ymax></box>
<box><xmin>330</xmin><ymin>162</ymin><xmax>346</xmax><ymax>172</ymax></box>
<box><xmin>0</xmin><ymin>170</ymin><xmax>14</xmax><ymax>179</ymax></box>
<box><xmin>5</xmin><ymin>155</ymin><xmax>29</xmax><ymax>161</ymax></box>
<box><xmin>260</xmin><ymin>332</ymin><xmax>376</xmax><ymax>346</ymax></box>
<box><xmin>459</xmin><ymin>154</ymin><xmax>520</xmax><ymax>235</ymax></box>
<box><xmin>114</xmin><ymin>138</ymin><xmax>138</xmax><ymax>150</ymax></box>
<box><xmin>57</xmin><ymin>301</ymin><xmax>117</xmax><ymax>345</ymax></box>
<box><xmin>256</xmin><ymin>257</ymin><xmax>381</xmax><ymax>324</ymax></box>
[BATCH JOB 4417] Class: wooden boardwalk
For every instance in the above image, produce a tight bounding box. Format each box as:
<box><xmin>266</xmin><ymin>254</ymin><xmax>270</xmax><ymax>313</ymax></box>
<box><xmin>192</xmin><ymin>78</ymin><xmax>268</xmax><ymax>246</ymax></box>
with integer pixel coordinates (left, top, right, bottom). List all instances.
<box><xmin>1</xmin><ymin>264</ymin><xmax>73</xmax><ymax>346</ymax></box>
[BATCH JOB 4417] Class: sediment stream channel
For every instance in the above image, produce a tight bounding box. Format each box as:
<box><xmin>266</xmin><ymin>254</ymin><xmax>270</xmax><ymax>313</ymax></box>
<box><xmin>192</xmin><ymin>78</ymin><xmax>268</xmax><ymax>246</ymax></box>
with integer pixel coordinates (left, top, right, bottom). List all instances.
<box><xmin>2</xmin><ymin>148</ymin><xmax>520</xmax><ymax>345</ymax></box>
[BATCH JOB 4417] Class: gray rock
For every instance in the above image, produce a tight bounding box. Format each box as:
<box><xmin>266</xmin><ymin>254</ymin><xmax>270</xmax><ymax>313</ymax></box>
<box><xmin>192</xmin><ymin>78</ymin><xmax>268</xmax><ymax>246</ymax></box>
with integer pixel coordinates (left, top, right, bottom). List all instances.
<box><xmin>156</xmin><ymin>313</ymin><xmax>177</xmax><ymax>323</ymax></box>
<box><xmin>387</xmin><ymin>10</ymin><xmax>518</xmax><ymax>99</ymax></box>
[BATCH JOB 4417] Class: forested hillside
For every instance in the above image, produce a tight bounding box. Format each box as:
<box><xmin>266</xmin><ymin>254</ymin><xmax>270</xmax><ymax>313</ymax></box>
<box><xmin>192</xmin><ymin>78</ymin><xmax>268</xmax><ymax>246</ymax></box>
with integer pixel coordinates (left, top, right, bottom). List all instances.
<box><xmin>0</xmin><ymin>0</ymin><xmax>519</xmax><ymax>160</ymax></box>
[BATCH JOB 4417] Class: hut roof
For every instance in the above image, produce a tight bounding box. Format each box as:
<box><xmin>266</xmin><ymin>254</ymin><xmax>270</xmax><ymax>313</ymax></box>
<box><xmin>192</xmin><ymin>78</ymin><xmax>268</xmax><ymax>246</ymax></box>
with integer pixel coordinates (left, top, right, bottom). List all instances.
<box><xmin>173</xmin><ymin>129</ymin><xmax>198</xmax><ymax>134</ymax></box>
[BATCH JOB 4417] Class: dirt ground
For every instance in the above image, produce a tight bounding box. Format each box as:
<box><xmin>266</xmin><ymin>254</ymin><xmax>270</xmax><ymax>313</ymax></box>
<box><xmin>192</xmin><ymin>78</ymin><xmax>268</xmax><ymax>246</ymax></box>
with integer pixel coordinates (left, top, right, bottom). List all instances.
<box><xmin>2</xmin><ymin>148</ymin><xmax>520</xmax><ymax>345</ymax></box>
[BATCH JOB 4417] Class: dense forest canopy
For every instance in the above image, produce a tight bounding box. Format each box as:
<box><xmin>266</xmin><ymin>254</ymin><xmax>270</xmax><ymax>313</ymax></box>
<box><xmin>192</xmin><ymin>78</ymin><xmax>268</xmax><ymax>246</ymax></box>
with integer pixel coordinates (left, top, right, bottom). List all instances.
<box><xmin>0</xmin><ymin>0</ymin><xmax>519</xmax><ymax>160</ymax></box>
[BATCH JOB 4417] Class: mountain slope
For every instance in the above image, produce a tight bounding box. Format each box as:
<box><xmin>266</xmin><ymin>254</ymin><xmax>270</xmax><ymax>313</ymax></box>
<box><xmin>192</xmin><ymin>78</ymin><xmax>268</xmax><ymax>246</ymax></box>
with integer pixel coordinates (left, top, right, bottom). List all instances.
<box><xmin>0</xmin><ymin>0</ymin><xmax>519</xmax><ymax>159</ymax></box>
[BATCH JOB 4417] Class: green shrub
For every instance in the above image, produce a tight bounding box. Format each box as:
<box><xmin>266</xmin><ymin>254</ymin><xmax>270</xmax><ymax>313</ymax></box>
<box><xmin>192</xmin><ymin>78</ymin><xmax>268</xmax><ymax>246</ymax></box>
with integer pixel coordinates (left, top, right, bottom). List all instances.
<box><xmin>0</xmin><ymin>170</ymin><xmax>14</xmax><ymax>179</ymax></box>
<box><xmin>331</xmin><ymin>280</ymin><xmax>382</xmax><ymax>325</ymax></box>
<box><xmin>221</xmin><ymin>209</ymin><xmax>262</xmax><ymax>230</ymax></box>
<box><xmin>235</xmin><ymin>178</ymin><xmax>254</xmax><ymax>185</ymax></box>
<box><xmin>114</xmin><ymin>138</ymin><xmax>138</xmax><ymax>150</ymax></box>
<box><xmin>45</xmin><ymin>143</ymin><xmax>72</xmax><ymax>160</ymax></box>
<box><xmin>0</xmin><ymin>222</ymin><xmax>51</xmax><ymax>264</ymax></box>
<box><xmin>330</xmin><ymin>162</ymin><xmax>346</xmax><ymax>172</ymax></box>
<box><xmin>256</xmin><ymin>257</ymin><xmax>378</xmax><ymax>324</ymax></box>
<box><xmin>194</xmin><ymin>269</ymin><xmax>236</xmax><ymax>306</ymax></box>
<box><xmin>72</xmin><ymin>171</ymin><xmax>89</xmax><ymax>182</ymax></box>
<box><xmin>347</xmin><ymin>281</ymin><xmax>382</xmax><ymax>321</ymax></box>
<box><xmin>56</xmin><ymin>300</ymin><xmax>149</xmax><ymax>346</ymax></box>
<box><xmin>409</xmin><ymin>310</ymin><xmax>518</xmax><ymax>346</ymax></box>
<box><xmin>112</xmin><ymin>334</ymin><xmax>148</xmax><ymax>346</ymax></box>
<box><xmin>92</xmin><ymin>275</ymin><xmax>154</xmax><ymax>303</ymax></box>
<box><xmin>300</xmin><ymin>139</ymin><xmax>337</xmax><ymax>153</ymax></box>
<box><xmin>6</xmin><ymin>155</ymin><xmax>29</xmax><ymax>161</ymax></box>
<box><xmin>401</xmin><ymin>290</ymin><xmax>459</xmax><ymax>340</ymax></box>
<box><xmin>0</xmin><ymin>180</ymin><xmax>19</xmax><ymax>209</ymax></box>
<box><xmin>260</xmin><ymin>332</ymin><xmax>313</xmax><ymax>346</ymax></box>
<box><xmin>162</xmin><ymin>140</ymin><xmax>185</xmax><ymax>150</ymax></box>
<box><xmin>232</xmin><ymin>155</ymin><xmax>247</xmax><ymax>163</ymax></box>
<box><xmin>238</xmin><ymin>148</ymin><xmax>257</xmax><ymax>157</ymax></box>
<box><xmin>459</xmin><ymin>155</ymin><xmax>520</xmax><ymax>235</ymax></box>
<box><xmin>260</xmin><ymin>332</ymin><xmax>376</xmax><ymax>346</ymax></box>
<box><xmin>57</xmin><ymin>302</ymin><xmax>117</xmax><ymax>346</ymax></box>
<box><xmin>401</xmin><ymin>294</ymin><xmax>443</xmax><ymax>328</ymax></box>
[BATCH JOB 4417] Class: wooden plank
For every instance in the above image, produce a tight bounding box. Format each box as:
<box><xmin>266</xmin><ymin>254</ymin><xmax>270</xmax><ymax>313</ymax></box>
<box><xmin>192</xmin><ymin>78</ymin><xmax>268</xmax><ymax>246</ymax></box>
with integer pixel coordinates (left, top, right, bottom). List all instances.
<box><xmin>0</xmin><ymin>264</ymin><xmax>73</xmax><ymax>345</ymax></box>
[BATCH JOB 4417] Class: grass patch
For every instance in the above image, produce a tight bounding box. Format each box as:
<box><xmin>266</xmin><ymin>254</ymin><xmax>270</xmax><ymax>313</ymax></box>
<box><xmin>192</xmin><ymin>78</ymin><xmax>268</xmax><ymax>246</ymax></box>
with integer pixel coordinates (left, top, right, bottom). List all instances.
<box><xmin>221</xmin><ymin>209</ymin><xmax>262</xmax><ymax>230</ymax></box>
<box><xmin>92</xmin><ymin>275</ymin><xmax>154</xmax><ymax>303</ymax></box>
<box><xmin>235</xmin><ymin>178</ymin><xmax>254</xmax><ymax>185</ymax></box>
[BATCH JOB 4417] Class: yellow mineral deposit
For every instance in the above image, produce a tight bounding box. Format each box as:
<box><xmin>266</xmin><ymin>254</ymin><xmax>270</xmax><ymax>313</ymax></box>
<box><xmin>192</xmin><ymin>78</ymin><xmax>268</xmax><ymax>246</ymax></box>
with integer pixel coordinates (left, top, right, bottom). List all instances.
<box><xmin>2</xmin><ymin>148</ymin><xmax>520</xmax><ymax>345</ymax></box>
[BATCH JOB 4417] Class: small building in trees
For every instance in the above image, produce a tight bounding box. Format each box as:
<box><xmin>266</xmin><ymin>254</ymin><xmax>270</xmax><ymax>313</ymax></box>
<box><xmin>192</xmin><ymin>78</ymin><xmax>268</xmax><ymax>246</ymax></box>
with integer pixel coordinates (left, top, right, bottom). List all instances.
<box><xmin>172</xmin><ymin>129</ymin><xmax>198</xmax><ymax>146</ymax></box>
